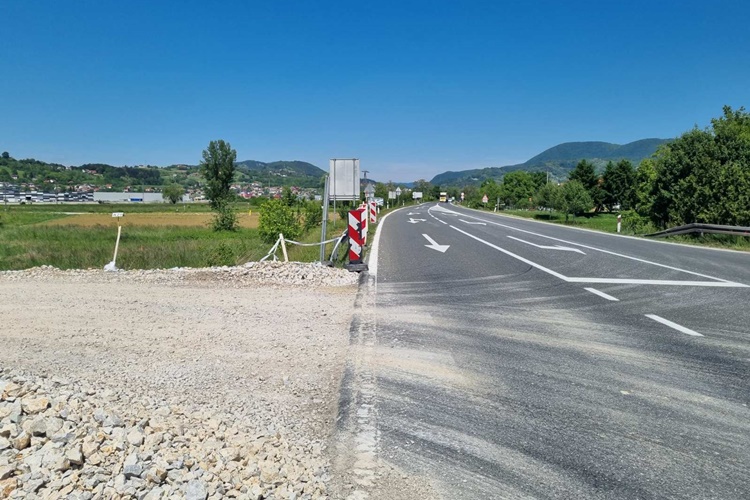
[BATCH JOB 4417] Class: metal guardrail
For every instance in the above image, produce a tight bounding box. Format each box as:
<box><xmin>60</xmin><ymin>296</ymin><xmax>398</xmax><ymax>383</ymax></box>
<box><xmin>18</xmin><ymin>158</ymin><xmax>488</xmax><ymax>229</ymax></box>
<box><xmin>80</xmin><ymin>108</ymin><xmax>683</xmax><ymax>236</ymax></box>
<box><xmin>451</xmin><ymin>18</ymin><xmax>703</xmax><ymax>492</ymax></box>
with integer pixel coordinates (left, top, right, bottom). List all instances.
<box><xmin>645</xmin><ymin>223</ymin><xmax>750</xmax><ymax>238</ymax></box>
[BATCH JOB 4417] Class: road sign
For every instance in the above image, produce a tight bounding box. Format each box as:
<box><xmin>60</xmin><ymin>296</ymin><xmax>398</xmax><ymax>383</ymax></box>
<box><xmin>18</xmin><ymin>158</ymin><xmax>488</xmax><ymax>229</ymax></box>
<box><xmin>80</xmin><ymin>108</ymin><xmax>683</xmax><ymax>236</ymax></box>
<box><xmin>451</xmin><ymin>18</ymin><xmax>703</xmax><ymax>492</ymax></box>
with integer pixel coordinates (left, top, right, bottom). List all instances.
<box><xmin>112</xmin><ymin>212</ymin><xmax>124</xmax><ymax>218</ymax></box>
<box><xmin>461</xmin><ymin>192</ymin><xmax>465</xmax><ymax>201</ymax></box>
<box><xmin>388</xmin><ymin>191</ymin><xmax>396</xmax><ymax>199</ymax></box>
<box><xmin>482</xmin><ymin>194</ymin><xmax>488</xmax><ymax>204</ymax></box>
<box><xmin>364</xmin><ymin>183</ymin><xmax>375</xmax><ymax>198</ymax></box>
<box><xmin>395</xmin><ymin>187</ymin><xmax>402</xmax><ymax>196</ymax></box>
<box><xmin>413</xmin><ymin>191</ymin><xmax>423</xmax><ymax>200</ymax></box>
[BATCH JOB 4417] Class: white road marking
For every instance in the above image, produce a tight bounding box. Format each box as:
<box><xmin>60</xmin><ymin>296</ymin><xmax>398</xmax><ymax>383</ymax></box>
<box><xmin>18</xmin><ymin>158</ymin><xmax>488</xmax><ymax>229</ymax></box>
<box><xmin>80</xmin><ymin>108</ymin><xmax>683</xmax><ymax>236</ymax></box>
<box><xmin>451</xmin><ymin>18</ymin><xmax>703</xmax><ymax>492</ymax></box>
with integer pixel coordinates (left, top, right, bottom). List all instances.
<box><xmin>407</xmin><ymin>218</ymin><xmax>426</xmax><ymax>224</ymax></box>
<box><xmin>407</xmin><ymin>212</ymin><xmax>421</xmax><ymax>215</ymax></box>
<box><xmin>584</xmin><ymin>287</ymin><xmax>619</xmax><ymax>301</ymax></box>
<box><xmin>646</xmin><ymin>314</ymin><xmax>704</xmax><ymax>337</ymax></box>
<box><xmin>369</xmin><ymin>206</ymin><xmax>404</xmax><ymax>277</ymax></box>
<box><xmin>422</xmin><ymin>234</ymin><xmax>450</xmax><ymax>253</ymax></box>
<box><xmin>567</xmin><ymin>278</ymin><xmax>747</xmax><ymax>287</ymax></box>
<box><xmin>507</xmin><ymin>235</ymin><xmax>586</xmax><ymax>254</ymax></box>
<box><xmin>451</xmin><ymin>211</ymin><xmax>736</xmax><ymax>284</ymax></box>
<box><xmin>449</xmin><ymin>225</ymin><xmax>749</xmax><ymax>288</ymax></box>
<box><xmin>460</xmin><ymin>219</ymin><xmax>487</xmax><ymax>225</ymax></box>
<box><xmin>450</xmin><ymin>226</ymin><xmax>568</xmax><ymax>280</ymax></box>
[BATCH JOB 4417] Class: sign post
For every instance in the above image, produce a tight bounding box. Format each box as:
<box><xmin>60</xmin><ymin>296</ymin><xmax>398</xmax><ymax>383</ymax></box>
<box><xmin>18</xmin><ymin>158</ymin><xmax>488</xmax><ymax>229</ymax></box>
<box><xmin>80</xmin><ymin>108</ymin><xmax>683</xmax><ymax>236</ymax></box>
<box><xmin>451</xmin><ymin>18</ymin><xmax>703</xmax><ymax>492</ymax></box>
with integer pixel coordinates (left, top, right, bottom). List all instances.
<box><xmin>617</xmin><ymin>214</ymin><xmax>622</xmax><ymax>233</ymax></box>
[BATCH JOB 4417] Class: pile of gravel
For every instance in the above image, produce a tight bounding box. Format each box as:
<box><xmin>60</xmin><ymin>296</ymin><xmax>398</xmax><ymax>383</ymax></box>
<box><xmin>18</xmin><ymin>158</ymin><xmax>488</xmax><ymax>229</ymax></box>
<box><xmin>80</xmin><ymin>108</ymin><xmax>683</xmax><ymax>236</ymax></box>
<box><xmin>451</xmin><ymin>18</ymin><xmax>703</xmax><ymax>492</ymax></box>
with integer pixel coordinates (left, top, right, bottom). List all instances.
<box><xmin>0</xmin><ymin>369</ymin><xmax>330</xmax><ymax>499</ymax></box>
<box><xmin>0</xmin><ymin>262</ymin><xmax>359</xmax><ymax>288</ymax></box>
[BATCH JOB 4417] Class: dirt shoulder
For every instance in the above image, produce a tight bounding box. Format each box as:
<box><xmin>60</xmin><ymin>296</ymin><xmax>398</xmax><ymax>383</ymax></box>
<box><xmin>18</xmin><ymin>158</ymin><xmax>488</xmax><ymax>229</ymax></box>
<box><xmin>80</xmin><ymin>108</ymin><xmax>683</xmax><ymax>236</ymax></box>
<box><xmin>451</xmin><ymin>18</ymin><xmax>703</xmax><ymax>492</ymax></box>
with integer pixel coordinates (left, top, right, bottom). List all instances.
<box><xmin>0</xmin><ymin>263</ymin><xmax>357</xmax><ymax>499</ymax></box>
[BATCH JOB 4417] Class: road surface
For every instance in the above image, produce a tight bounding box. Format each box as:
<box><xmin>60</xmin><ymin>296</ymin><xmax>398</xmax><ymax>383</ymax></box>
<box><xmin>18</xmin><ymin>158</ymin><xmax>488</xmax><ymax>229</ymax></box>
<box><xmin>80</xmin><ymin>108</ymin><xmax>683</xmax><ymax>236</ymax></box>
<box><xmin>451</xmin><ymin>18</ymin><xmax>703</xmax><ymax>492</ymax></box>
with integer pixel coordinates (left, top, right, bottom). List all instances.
<box><xmin>350</xmin><ymin>202</ymin><xmax>750</xmax><ymax>499</ymax></box>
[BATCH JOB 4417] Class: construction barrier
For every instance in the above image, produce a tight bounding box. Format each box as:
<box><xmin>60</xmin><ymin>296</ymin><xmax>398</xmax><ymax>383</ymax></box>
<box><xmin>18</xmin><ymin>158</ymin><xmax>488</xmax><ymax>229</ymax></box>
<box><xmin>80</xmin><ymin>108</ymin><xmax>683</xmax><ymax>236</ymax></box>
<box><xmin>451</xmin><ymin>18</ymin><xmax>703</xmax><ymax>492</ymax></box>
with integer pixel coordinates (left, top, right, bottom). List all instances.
<box><xmin>348</xmin><ymin>208</ymin><xmax>365</xmax><ymax>264</ymax></box>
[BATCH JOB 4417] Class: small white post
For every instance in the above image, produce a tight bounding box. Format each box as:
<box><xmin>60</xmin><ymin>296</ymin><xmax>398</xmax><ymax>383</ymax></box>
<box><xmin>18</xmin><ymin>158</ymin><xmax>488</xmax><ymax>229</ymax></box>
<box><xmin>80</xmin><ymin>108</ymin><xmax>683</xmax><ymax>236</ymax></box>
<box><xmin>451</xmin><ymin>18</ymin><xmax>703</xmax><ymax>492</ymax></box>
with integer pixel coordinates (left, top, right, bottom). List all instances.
<box><xmin>279</xmin><ymin>233</ymin><xmax>289</xmax><ymax>262</ymax></box>
<box><xmin>112</xmin><ymin>225</ymin><xmax>122</xmax><ymax>264</ymax></box>
<box><xmin>617</xmin><ymin>214</ymin><xmax>622</xmax><ymax>233</ymax></box>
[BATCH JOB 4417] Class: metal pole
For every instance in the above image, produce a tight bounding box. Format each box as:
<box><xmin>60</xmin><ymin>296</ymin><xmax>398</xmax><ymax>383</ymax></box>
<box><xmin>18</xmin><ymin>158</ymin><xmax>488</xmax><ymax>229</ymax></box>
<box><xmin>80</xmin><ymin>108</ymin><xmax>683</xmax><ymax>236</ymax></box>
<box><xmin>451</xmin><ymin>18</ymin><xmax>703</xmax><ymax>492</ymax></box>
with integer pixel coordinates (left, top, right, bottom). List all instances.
<box><xmin>320</xmin><ymin>175</ymin><xmax>329</xmax><ymax>263</ymax></box>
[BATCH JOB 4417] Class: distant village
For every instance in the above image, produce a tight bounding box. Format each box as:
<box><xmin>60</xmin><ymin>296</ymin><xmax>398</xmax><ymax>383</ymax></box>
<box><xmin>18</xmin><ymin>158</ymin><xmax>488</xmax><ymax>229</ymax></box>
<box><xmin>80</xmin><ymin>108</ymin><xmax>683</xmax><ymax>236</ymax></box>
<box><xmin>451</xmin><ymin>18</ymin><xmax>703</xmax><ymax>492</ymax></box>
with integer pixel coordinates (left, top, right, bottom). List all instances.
<box><xmin>0</xmin><ymin>180</ymin><xmax>318</xmax><ymax>204</ymax></box>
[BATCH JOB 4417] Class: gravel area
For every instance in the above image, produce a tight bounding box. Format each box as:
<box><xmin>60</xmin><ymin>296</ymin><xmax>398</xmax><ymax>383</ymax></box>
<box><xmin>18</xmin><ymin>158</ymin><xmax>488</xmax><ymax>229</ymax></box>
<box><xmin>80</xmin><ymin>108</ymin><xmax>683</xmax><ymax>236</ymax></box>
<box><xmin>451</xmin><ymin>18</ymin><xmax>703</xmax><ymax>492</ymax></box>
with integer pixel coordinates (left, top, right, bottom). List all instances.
<box><xmin>0</xmin><ymin>263</ymin><xmax>358</xmax><ymax>499</ymax></box>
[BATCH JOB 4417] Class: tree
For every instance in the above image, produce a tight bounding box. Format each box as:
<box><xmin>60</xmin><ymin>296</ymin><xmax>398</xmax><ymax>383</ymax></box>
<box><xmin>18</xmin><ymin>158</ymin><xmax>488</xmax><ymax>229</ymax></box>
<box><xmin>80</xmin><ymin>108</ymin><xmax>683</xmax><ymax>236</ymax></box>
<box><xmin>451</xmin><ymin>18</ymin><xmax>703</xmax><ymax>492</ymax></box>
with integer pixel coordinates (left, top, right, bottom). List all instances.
<box><xmin>200</xmin><ymin>140</ymin><xmax>238</xmax><ymax>231</ymax></box>
<box><xmin>646</xmin><ymin>106</ymin><xmax>750</xmax><ymax>228</ymax></box>
<box><xmin>602</xmin><ymin>160</ymin><xmax>636</xmax><ymax>211</ymax></box>
<box><xmin>162</xmin><ymin>184</ymin><xmax>184</xmax><ymax>204</ymax></box>
<box><xmin>499</xmin><ymin>171</ymin><xmax>536</xmax><ymax>208</ymax></box>
<box><xmin>480</xmin><ymin>178</ymin><xmax>501</xmax><ymax>208</ymax></box>
<box><xmin>534</xmin><ymin>182</ymin><xmax>559</xmax><ymax>210</ymax></box>
<box><xmin>568</xmin><ymin>159</ymin><xmax>604</xmax><ymax>211</ymax></box>
<box><xmin>199</xmin><ymin>140</ymin><xmax>237</xmax><ymax>209</ymax></box>
<box><xmin>1</xmin><ymin>152</ymin><xmax>9</xmax><ymax>159</ymax></box>
<box><xmin>553</xmin><ymin>180</ymin><xmax>593</xmax><ymax>222</ymax></box>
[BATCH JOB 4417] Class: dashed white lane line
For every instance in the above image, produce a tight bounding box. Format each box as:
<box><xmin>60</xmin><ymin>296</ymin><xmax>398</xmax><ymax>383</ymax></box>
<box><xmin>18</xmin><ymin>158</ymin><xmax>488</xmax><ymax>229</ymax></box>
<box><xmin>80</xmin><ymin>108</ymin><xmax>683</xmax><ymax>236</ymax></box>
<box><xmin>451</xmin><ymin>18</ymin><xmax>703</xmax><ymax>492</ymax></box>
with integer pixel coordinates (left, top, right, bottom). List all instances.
<box><xmin>584</xmin><ymin>287</ymin><xmax>620</xmax><ymax>301</ymax></box>
<box><xmin>645</xmin><ymin>314</ymin><xmax>704</xmax><ymax>337</ymax></box>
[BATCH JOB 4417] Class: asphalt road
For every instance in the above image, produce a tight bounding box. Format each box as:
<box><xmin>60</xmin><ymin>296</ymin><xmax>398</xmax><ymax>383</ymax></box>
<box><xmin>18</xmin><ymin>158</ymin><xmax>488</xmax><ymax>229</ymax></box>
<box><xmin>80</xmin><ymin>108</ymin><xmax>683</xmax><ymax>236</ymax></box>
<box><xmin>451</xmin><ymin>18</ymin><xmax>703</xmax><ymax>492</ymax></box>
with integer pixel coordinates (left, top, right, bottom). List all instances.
<box><xmin>368</xmin><ymin>202</ymin><xmax>750</xmax><ymax>499</ymax></box>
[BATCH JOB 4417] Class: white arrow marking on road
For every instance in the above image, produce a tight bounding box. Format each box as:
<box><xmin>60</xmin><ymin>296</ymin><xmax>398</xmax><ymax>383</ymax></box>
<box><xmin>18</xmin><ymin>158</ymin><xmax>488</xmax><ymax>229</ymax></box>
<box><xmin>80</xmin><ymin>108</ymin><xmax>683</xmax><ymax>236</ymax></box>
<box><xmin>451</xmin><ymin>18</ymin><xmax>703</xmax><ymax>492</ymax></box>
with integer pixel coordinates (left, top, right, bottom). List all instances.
<box><xmin>459</xmin><ymin>219</ymin><xmax>486</xmax><ymax>225</ymax></box>
<box><xmin>422</xmin><ymin>234</ymin><xmax>450</xmax><ymax>253</ymax></box>
<box><xmin>408</xmin><ymin>212</ymin><xmax>421</xmax><ymax>215</ymax></box>
<box><xmin>507</xmin><ymin>235</ymin><xmax>586</xmax><ymax>254</ymax></box>
<box><xmin>408</xmin><ymin>218</ymin><xmax>426</xmax><ymax>224</ymax></box>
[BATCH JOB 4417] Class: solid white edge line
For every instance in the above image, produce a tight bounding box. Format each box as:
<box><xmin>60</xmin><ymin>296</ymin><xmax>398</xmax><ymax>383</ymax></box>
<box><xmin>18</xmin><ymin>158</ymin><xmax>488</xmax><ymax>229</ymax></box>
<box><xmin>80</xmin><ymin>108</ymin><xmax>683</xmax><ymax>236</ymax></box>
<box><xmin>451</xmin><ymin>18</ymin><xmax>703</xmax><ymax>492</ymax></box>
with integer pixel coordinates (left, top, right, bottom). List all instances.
<box><xmin>645</xmin><ymin>314</ymin><xmax>704</xmax><ymax>337</ymax></box>
<box><xmin>584</xmin><ymin>287</ymin><xmax>620</xmax><ymax>301</ymax></box>
<box><xmin>369</xmin><ymin>206</ymin><xmax>405</xmax><ymax>277</ymax></box>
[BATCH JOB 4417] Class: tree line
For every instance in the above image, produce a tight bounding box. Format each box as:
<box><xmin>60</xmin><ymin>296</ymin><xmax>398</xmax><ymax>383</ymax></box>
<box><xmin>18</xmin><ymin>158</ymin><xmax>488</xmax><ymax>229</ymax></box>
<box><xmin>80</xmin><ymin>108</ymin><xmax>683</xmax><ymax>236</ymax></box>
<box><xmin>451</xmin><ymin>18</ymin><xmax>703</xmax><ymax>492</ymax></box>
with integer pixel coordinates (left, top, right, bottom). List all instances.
<box><xmin>421</xmin><ymin>106</ymin><xmax>749</xmax><ymax>231</ymax></box>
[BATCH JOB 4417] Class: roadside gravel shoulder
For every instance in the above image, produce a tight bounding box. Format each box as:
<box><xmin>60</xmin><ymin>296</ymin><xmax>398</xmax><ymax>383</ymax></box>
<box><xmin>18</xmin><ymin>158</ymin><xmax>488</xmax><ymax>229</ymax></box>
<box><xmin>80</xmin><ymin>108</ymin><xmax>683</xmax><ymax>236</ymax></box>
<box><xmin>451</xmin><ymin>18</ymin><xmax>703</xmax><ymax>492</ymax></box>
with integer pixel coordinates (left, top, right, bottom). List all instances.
<box><xmin>0</xmin><ymin>262</ymin><xmax>357</xmax><ymax>499</ymax></box>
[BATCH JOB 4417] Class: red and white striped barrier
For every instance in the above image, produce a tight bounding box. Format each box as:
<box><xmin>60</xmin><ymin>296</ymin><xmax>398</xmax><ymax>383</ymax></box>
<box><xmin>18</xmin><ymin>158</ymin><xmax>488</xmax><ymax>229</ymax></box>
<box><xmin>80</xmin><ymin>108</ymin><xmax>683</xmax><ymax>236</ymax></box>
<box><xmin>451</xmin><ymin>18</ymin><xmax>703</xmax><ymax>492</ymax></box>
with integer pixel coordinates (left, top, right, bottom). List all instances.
<box><xmin>348</xmin><ymin>209</ymin><xmax>365</xmax><ymax>264</ymax></box>
<box><xmin>369</xmin><ymin>201</ymin><xmax>377</xmax><ymax>224</ymax></box>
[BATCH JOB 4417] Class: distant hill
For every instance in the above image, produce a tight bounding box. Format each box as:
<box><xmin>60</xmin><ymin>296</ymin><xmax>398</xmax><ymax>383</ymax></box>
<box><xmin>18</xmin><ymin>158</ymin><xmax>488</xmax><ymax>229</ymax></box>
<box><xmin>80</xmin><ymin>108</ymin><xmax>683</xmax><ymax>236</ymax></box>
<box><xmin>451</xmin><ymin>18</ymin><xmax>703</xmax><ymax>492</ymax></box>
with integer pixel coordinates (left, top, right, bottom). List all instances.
<box><xmin>234</xmin><ymin>160</ymin><xmax>326</xmax><ymax>188</ymax></box>
<box><xmin>430</xmin><ymin>138</ymin><xmax>670</xmax><ymax>186</ymax></box>
<box><xmin>0</xmin><ymin>154</ymin><xmax>326</xmax><ymax>191</ymax></box>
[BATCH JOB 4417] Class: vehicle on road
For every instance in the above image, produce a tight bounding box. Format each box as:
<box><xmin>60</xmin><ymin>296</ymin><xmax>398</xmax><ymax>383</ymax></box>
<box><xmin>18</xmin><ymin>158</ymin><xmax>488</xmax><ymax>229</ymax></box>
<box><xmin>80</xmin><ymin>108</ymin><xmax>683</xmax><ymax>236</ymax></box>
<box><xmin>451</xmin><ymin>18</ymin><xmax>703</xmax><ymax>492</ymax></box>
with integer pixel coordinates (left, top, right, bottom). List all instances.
<box><xmin>439</xmin><ymin>192</ymin><xmax>448</xmax><ymax>202</ymax></box>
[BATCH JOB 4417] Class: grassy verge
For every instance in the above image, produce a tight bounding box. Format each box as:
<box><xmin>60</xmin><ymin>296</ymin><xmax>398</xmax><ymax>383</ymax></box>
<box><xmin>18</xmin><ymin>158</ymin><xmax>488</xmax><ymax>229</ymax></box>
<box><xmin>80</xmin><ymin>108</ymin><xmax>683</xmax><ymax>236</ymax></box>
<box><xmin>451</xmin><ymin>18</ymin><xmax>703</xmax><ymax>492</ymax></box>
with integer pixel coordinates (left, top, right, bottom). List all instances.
<box><xmin>480</xmin><ymin>208</ymin><xmax>750</xmax><ymax>251</ymax></box>
<box><xmin>0</xmin><ymin>204</ymin><xmax>346</xmax><ymax>270</ymax></box>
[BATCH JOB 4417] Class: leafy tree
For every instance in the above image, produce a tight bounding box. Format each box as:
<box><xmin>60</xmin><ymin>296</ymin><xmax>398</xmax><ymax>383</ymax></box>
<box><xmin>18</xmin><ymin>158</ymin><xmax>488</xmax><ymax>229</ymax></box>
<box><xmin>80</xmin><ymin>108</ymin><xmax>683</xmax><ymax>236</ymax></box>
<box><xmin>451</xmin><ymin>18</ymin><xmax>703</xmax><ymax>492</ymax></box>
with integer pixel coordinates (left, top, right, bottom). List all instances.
<box><xmin>413</xmin><ymin>179</ymin><xmax>432</xmax><ymax>200</ymax></box>
<box><xmin>553</xmin><ymin>180</ymin><xmax>593</xmax><ymax>222</ymax></box>
<box><xmin>569</xmin><ymin>159</ymin><xmax>604</xmax><ymax>211</ymax></box>
<box><xmin>479</xmin><ymin>178</ymin><xmax>501</xmax><ymax>207</ymax></box>
<box><xmin>302</xmin><ymin>201</ymin><xmax>323</xmax><ymax>232</ymax></box>
<box><xmin>499</xmin><ymin>171</ymin><xmax>536</xmax><ymax>208</ymax></box>
<box><xmin>1</xmin><ymin>152</ymin><xmax>9</xmax><ymax>159</ymax></box>
<box><xmin>258</xmin><ymin>198</ymin><xmax>302</xmax><ymax>244</ymax></box>
<box><xmin>162</xmin><ymin>184</ymin><xmax>184</xmax><ymax>204</ymax></box>
<box><xmin>199</xmin><ymin>140</ymin><xmax>237</xmax><ymax>210</ymax></box>
<box><xmin>534</xmin><ymin>182</ymin><xmax>559</xmax><ymax>210</ymax></box>
<box><xmin>602</xmin><ymin>159</ymin><xmax>636</xmax><ymax>211</ymax></box>
<box><xmin>281</xmin><ymin>186</ymin><xmax>296</xmax><ymax>206</ymax></box>
<box><xmin>568</xmin><ymin>159</ymin><xmax>598</xmax><ymax>190</ymax></box>
<box><xmin>646</xmin><ymin>106</ymin><xmax>750</xmax><ymax>228</ymax></box>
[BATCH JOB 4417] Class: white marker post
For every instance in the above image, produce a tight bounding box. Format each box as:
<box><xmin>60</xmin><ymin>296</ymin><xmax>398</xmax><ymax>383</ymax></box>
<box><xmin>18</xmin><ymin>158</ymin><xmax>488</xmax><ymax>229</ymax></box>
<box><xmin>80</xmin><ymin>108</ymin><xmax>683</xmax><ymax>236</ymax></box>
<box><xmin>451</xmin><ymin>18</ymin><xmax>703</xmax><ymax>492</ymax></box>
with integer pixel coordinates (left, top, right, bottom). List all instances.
<box><xmin>105</xmin><ymin>212</ymin><xmax>124</xmax><ymax>271</ymax></box>
<box><xmin>617</xmin><ymin>214</ymin><xmax>622</xmax><ymax>233</ymax></box>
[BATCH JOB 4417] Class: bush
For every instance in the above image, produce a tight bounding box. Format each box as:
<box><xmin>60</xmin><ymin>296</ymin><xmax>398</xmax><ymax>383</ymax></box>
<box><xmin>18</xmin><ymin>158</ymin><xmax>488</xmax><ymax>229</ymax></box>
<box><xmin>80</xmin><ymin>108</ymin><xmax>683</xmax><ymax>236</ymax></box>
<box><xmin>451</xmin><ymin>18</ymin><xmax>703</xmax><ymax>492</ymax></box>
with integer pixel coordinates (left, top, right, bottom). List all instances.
<box><xmin>258</xmin><ymin>199</ymin><xmax>302</xmax><ymax>244</ymax></box>
<box><xmin>302</xmin><ymin>201</ymin><xmax>323</xmax><ymax>232</ymax></box>
<box><xmin>621</xmin><ymin>209</ymin><xmax>655</xmax><ymax>235</ymax></box>
<box><xmin>204</xmin><ymin>242</ymin><xmax>235</xmax><ymax>266</ymax></box>
<box><xmin>211</xmin><ymin>199</ymin><xmax>238</xmax><ymax>232</ymax></box>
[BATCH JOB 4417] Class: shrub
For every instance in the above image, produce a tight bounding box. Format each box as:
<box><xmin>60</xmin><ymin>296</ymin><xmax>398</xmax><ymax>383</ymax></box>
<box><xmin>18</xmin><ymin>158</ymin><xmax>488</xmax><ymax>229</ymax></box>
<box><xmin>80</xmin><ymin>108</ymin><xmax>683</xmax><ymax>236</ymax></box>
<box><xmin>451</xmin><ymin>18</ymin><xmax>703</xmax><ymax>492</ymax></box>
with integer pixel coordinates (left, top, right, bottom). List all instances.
<box><xmin>211</xmin><ymin>199</ymin><xmax>238</xmax><ymax>232</ymax></box>
<box><xmin>258</xmin><ymin>199</ymin><xmax>302</xmax><ymax>244</ymax></box>
<box><xmin>302</xmin><ymin>201</ymin><xmax>323</xmax><ymax>232</ymax></box>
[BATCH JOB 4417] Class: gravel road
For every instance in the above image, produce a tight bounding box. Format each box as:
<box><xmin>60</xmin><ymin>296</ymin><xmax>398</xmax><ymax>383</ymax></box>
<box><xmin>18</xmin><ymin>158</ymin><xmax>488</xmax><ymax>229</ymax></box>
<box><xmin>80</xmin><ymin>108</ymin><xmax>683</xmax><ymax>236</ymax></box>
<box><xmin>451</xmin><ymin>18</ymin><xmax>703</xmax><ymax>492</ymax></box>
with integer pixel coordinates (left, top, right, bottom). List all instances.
<box><xmin>0</xmin><ymin>263</ymin><xmax>358</xmax><ymax>499</ymax></box>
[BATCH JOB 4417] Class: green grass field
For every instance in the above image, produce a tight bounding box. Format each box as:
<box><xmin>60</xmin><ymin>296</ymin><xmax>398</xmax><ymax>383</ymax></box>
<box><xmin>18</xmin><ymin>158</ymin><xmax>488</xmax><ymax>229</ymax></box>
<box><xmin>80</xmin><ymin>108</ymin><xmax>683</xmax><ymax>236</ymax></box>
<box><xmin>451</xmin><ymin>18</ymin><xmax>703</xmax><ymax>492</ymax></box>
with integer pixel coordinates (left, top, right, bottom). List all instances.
<box><xmin>0</xmin><ymin>204</ymin><xmax>347</xmax><ymax>270</ymax></box>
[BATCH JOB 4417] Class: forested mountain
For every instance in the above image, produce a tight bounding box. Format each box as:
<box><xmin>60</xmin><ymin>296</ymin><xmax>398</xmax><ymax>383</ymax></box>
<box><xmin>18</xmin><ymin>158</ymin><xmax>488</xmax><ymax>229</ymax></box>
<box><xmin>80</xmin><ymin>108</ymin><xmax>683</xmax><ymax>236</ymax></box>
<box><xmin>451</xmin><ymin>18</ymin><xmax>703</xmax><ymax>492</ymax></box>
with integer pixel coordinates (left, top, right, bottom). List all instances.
<box><xmin>430</xmin><ymin>139</ymin><xmax>670</xmax><ymax>186</ymax></box>
<box><xmin>234</xmin><ymin>160</ymin><xmax>326</xmax><ymax>188</ymax></box>
<box><xmin>0</xmin><ymin>153</ymin><xmax>326</xmax><ymax>191</ymax></box>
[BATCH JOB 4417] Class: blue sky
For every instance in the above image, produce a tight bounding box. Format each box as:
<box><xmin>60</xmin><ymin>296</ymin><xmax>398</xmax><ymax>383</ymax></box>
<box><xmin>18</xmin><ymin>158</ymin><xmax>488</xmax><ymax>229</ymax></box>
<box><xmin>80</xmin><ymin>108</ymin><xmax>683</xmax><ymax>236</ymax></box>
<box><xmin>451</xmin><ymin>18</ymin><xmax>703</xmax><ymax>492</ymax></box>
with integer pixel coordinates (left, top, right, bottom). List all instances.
<box><xmin>2</xmin><ymin>0</ymin><xmax>749</xmax><ymax>182</ymax></box>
